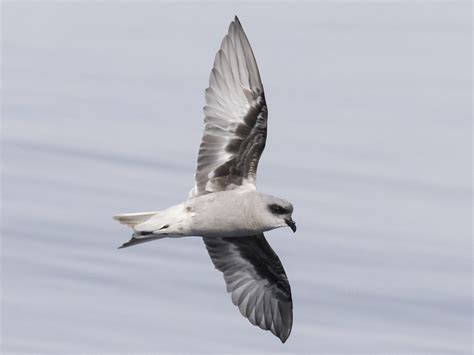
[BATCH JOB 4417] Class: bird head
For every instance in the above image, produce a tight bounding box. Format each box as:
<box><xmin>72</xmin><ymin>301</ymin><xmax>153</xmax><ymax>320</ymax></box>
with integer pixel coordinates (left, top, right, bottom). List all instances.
<box><xmin>262</xmin><ymin>195</ymin><xmax>296</xmax><ymax>233</ymax></box>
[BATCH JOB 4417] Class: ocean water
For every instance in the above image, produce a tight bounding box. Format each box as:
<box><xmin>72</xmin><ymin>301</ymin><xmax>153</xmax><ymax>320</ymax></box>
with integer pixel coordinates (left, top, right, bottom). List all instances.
<box><xmin>1</xmin><ymin>2</ymin><xmax>471</xmax><ymax>353</ymax></box>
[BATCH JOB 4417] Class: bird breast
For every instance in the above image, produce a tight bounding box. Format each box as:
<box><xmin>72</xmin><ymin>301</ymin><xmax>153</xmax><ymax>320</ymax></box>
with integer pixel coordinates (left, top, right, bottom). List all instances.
<box><xmin>184</xmin><ymin>191</ymin><xmax>265</xmax><ymax>237</ymax></box>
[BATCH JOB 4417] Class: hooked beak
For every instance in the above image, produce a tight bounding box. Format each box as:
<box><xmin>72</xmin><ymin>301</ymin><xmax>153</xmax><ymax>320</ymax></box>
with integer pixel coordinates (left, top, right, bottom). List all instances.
<box><xmin>285</xmin><ymin>218</ymin><xmax>297</xmax><ymax>233</ymax></box>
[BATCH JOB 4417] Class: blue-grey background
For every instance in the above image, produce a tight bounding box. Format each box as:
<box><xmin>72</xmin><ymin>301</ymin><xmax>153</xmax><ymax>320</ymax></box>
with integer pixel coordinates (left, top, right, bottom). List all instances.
<box><xmin>1</xmin><ymin>1</ymin><xmax>471</xmax><ymax>353</ymax></box>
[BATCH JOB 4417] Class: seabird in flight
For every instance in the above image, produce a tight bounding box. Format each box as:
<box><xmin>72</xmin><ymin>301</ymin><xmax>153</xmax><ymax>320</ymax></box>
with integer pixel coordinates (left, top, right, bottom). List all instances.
<box><xmin>114</xmin><ymin>16</ymin><xmax>296</xmax><ymax>343</ymax></box>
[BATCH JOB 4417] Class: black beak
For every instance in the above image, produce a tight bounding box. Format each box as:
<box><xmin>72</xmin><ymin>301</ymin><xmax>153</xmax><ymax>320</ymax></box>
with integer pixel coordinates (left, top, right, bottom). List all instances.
<box><xmin>285</xmin><ymin>218</ymin><xmax>297</xmax><ymax>233</ymax></box>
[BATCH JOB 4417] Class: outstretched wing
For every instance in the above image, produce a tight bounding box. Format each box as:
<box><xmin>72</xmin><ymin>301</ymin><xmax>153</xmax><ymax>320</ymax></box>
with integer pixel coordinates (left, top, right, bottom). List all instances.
<box><xmin>203</xmin><ymin>234</ymin><xmax>293</xmax><ymax>343</ymax></box>
<box><xmin>191</xmin><ymin>16</ymin><xmax>268</xmax><ymax>197</ymax></box>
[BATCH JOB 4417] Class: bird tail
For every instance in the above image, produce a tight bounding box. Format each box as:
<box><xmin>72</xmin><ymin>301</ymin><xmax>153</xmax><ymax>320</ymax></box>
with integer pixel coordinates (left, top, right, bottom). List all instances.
<box><xmin>114</xmin><ymin>211</ymin><xmax>178</xmax><ymax>249</ymax></box>
<box><xmin>118</xmin><ymin>231</ymin><xmax>166</xmax><ymax>249</ymax></box>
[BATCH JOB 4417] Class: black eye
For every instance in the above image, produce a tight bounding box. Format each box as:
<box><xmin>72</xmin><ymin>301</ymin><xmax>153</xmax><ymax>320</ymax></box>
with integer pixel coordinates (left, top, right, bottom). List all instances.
<box><xmin>268</xmin><ymin>204</ymin><xmax>287</xmax><ymax>215</ymax></box>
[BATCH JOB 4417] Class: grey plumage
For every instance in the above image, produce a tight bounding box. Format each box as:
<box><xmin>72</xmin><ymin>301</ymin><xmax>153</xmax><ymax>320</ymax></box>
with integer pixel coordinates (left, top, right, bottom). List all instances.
<box><xmin>192</xmin><ymin>16</ymin><xmax>268</xmax><ymax>197</ymax></box>
<box><xmin>194</xmin><ymin>16</ymin><xmax>294</xmax><ymax>343</ymax></box>
<box><xmin>114</xmin><ymin>16</ymin><xmax>295</xmax><ymax>344</ymax></box>
<box><xmin>204</xmin><ymin>234</ymin><xmax>292</xmax><ymax>343</ymax></box>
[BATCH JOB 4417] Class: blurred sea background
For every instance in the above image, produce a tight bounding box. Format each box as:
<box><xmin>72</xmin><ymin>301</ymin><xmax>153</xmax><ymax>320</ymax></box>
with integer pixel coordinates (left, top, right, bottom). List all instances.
<box><xmin>1</xmin><ymin>2</ymin><xmax>471</xmax><ymax>353</ymax></box>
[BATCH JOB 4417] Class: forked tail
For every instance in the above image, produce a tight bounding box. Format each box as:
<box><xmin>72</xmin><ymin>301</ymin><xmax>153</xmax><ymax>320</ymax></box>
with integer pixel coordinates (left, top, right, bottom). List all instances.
<box><xmin>114</xmin><ymin>211</ymin><xmax>161</xmax><ymax>249</ymax></box>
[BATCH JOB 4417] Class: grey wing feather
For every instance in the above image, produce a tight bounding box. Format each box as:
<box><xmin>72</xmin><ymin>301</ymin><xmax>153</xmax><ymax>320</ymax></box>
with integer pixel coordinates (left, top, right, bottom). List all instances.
<box><xmin>203</xmin><ymin>234</ymin><xmax>293</xmax><ymax>343</ymax></box>
<box><xmin>191</xmin><ymin>16</ymin><xmax>268</xmax><ymax>197</ymax></box>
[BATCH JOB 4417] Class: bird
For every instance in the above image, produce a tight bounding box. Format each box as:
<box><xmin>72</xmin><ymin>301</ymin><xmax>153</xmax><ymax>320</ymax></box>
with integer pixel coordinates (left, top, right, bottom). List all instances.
<box><xmin>114</xmin><ymin>16</ymin><xmax>296</xmax><ymax>343</ymax></box>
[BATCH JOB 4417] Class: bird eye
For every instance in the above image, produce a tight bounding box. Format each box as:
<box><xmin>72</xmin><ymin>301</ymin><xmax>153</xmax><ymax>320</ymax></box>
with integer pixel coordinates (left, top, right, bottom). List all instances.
<box><xmin>269</xmin><ymin>204</ymin><xmax>286</xmax><ymax>214</ymax></box>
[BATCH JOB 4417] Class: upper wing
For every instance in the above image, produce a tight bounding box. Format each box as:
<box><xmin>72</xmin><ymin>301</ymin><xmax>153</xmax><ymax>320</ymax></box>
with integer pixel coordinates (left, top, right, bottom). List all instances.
<box><xmin>203</xmin><ymin>234</ymin><xmax>293</xmax><ymax>343</ymax></box>
<box><xmin>191</xmin><ymin>16</ymin><xmax>268</xmax><ymax>197</ymax></box>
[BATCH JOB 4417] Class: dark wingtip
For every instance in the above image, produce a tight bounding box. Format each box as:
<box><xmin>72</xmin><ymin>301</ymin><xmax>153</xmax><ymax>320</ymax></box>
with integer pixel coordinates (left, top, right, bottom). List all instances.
<box><xmin>234</xmin><ymin>15</ymin><xmax>241</xmax><ymax>26</ymax></box>
<box><xmin>278</xmin><ymin>330</ymin><xmax>291</xmax><ymax>343</ymax></box>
